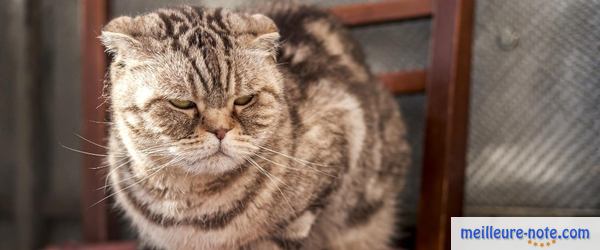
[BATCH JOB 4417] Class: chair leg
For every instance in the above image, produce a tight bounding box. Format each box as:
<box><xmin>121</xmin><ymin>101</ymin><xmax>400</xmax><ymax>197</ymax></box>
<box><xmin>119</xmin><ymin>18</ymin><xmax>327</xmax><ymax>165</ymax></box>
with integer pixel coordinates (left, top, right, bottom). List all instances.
<box><xmin>416</xmin><ymin>0</ymin><xmax>475</xmax><ymax>249</ymax></box>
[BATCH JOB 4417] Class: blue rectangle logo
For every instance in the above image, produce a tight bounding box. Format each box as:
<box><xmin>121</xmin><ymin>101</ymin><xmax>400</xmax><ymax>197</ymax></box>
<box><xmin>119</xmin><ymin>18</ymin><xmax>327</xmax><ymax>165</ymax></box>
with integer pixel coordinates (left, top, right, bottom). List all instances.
<box><xmin>451</xmin><ymin>217</ymin><xmax>597</xmax><ymax>250</ymax></box>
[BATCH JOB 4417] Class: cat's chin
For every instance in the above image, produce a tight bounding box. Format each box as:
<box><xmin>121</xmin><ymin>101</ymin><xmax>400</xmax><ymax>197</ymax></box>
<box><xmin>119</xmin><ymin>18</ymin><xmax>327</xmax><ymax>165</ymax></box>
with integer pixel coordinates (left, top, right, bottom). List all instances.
<box><xmin>181</xmin><ymin>152</ymin><xmax>244</xmax><ymax>175</ymax></box>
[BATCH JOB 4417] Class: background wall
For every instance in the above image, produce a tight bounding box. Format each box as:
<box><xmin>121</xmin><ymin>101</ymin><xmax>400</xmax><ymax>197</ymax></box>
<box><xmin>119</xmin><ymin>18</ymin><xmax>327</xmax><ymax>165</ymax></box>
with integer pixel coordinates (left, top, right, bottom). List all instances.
<box><xmin>1</xmin><ymin>0</ymin><xmax>82</xmax><ymax>249</ymax></box>
<box><xmin>465</xmin><ymin>0</ymin><xmax>600</xmax><ymax>216</ymax></box>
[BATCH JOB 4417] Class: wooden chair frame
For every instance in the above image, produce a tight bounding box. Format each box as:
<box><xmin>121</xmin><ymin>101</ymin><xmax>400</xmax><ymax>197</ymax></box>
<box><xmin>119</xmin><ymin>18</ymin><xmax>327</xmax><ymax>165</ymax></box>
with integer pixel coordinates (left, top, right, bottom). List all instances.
<box><xmin>79</xmin><ymin>0</ymin><xmax>474</xmax><ymax>249</ymax></box>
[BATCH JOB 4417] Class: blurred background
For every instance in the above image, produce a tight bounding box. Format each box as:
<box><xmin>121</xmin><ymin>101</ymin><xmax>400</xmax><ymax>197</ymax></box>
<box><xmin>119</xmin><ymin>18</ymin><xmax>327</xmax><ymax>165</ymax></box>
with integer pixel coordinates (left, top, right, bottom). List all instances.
<box><xmin>0</xmin><ymin>0</ymin><xmax>599</xmax><ymax>249</ymax></box>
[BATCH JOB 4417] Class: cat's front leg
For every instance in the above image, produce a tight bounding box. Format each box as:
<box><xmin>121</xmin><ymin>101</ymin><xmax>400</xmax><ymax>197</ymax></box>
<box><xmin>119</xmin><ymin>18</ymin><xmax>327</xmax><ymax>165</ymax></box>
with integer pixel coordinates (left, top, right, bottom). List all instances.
<box><xmin>240</xmin><ymin>211</ymin><xmax>317</xmax><ymax>250</ymax></box>
<box><xmin>239</xmin><ymin>239</ymin><xmax>297</xmax><ymax>250</ymax></box>
<box><xmin>280</xmin><ymin>210</ymin><xmax>317</xmax><ymax>240</ymax></box>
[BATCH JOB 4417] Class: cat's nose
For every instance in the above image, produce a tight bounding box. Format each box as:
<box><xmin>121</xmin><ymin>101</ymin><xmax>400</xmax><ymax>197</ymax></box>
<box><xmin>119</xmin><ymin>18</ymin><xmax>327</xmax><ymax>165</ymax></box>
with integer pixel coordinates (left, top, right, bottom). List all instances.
<box><xmin>211</xmin><ymin>128</ymin><xmax>231</xmax><ymax>140</ymax></box>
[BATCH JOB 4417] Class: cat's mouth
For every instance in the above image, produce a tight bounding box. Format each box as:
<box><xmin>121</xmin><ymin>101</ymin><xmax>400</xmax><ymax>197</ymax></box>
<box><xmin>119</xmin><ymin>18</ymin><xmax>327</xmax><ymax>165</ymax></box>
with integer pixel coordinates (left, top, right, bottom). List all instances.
<box><xmin>202</xmin><ymin>148</ymin><xmax>233</xmax><ymax>161</ymax></box>
<box><xmin>208</xmin><ymin>150</ymin><xmax>227</xmax><ymax>159</ymax></box>
<box><xmin>174</xmin><ymin>139</ymin><xmax>247</xmax><ymax>174</ymax></box>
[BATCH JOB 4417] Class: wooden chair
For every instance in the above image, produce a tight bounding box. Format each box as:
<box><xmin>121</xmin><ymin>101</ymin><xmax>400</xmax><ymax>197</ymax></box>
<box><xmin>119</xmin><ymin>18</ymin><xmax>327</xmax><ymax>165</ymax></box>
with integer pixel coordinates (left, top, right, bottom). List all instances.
<box><xmin>78</xmin><ymin>0</ymin><xmax>474</xmax><ymax>249</ymax></box>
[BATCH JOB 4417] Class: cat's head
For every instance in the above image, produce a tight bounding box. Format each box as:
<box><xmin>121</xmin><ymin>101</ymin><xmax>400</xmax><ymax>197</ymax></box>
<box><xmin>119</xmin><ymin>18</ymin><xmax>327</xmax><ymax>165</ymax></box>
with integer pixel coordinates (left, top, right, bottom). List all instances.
<box><xmin>101</xmin><ymin>6</ymin><xmax>285</xmax><ymax>174</ymax></box>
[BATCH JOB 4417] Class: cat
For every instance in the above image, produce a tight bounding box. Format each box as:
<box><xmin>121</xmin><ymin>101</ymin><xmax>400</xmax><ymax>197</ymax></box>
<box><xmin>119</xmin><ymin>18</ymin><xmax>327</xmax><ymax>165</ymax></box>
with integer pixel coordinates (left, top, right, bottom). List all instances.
<box><xmin>101</xmin><ymin>4</ymin><xmax>410</xmax><ymax>250</ymax></box>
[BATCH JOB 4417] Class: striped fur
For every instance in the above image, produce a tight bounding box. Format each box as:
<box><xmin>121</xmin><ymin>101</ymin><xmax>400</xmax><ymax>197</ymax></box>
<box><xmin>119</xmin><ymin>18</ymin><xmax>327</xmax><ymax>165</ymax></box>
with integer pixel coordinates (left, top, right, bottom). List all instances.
<box><xmin>101</xmin><ymin>4</ymin><xmax>409</xmax><ymax>250</ymax></box>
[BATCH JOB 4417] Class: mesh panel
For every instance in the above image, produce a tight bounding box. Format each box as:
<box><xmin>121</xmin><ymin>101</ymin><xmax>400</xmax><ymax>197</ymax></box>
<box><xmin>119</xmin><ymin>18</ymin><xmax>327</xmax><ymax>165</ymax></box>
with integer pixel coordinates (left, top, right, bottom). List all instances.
<box><xmin>352</xmin><ymin>20</ymin><xmax>431</xmax><ymax>72</ymax></box>
<box><xmin>466</xmin><ymin>0</ymin><xmax>600</xmax><ymax>216</ymax></box>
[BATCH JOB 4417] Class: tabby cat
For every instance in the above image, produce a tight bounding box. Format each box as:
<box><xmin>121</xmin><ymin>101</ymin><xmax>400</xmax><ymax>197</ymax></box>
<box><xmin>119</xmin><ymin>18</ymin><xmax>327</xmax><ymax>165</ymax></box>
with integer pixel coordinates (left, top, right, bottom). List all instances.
<box><xmin>101</xmin><ymin>4</ymin><xmax>409</xmax><ymax>250</ymax></box>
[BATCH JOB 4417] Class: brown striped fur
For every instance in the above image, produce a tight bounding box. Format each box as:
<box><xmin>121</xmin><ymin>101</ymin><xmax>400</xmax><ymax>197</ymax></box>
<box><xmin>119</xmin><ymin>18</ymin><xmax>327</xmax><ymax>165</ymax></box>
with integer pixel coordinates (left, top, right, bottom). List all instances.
<box><xmin>101</xmin><ymin>4</ymin><xmax>409</xmax><ymax>250</ymax></box>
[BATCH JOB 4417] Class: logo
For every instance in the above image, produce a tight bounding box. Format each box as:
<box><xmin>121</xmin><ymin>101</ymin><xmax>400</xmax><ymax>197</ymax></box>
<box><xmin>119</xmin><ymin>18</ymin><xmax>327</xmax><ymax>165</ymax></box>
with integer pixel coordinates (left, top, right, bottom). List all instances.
<box><xmin>452</xmin><ymin>218</ymin><xmax>595</xmax><ymax>250</ymax></box>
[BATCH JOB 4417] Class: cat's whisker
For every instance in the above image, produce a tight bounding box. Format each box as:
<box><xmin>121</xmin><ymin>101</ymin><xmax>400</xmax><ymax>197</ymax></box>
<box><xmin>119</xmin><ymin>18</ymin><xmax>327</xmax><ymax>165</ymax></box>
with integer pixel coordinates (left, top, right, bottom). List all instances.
<box><xmin>83</xmin><ymin>146</ymin><xmax>174</xmax><ymax>171</ymax></box>
<box><xmin>135</xmin><ymin>145</ymin><xmax>177</xmax><ymax>156</ymax></box>
<box><xmin>90</xmin><ymin>154</ymin><xmax>185</xmax><ymax>208</ymax></box>
<box><xmin>100</xmin><ymin>156</ymin><xmax>138</xmax><ymax>192</ymax></box>
<box><xmin>61</xmin><ymin>143</ymin><xmax>111</xmax><ymax>157</ymax></box>
<box><xmin>251</xmin><ymin>144</ymin><xmax>329</xmax><ymax>167</ymax></box>
<box><xmin>95</xmin><ymin>99</ymin><xmax>109</xmax><ymax>110</ymax></box>
<box><xmin>238</xmin><ymin>149</ymin><xmax>335</xmax><ymax>178</ymax></box>
<box><xmin>74</xmin><ymin>133</ymin><xmax>111</xmax><ymax>150</ymax></box>
<box><xmin>90</xmin><ymin>161</ymin><xmax>112</xmax><ymax>170</ymax></box>
<box><xmin>97</xmin><ymin>143</ymin><xmax>189</xmax><ymax>194</ymax></box>
<box><xmin>250</xmin><ymin>152</ymin><xmax>336</xmax><ymax>178</ymax></box>
<box><xmin>61</xmin><ymin>142</ymin><xmax>131</xmax><ymax>158</ymax></box>
<box><xmin>114</xmin><ymin>140</ymin><xmax>189</xmax><ymax>157</ymax></box>
<box><xmin>245</xmin><ymin>157</ymin><xmax>294</xmax><ymax>213</ymax></box>
<box><xmin>101</xmin><ymin>150</ymin><xmax>176</xmax><ymax>191</ymax></box>
<box><xmin>88</xmin><ymin>120</ymin><xmax>113</xmax><ymax>125</ymax></box>
<box><xmin>96</xmin><ymin>142</ymin><xmax>196</xmax><ymax>191</ymax></box>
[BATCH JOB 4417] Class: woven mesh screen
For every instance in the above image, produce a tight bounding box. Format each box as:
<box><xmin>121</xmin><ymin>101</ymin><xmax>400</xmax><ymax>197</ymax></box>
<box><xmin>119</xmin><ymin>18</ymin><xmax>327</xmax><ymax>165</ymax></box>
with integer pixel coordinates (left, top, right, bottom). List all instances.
<box><xmin>466</xmin><ymin>0</ymin><xmax>600</xmax><ymax>216</ymax></box>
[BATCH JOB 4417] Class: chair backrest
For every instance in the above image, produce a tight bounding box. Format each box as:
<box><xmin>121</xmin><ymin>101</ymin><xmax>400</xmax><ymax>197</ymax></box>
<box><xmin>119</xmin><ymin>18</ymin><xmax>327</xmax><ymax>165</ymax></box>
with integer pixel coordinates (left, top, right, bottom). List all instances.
<box><xmin>332</xmin><ymin>1</ymin><xmax>475</xmax><ymax>250</ymax></box>
<box><xmin>80</xmin><ymin>1</ymin><xmax>475</xmax><ymax>249</ymax></box>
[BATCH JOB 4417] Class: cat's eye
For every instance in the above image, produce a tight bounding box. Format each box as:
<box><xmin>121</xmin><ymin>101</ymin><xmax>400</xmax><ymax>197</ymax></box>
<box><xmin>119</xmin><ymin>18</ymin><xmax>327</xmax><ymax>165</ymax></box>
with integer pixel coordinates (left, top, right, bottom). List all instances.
<box><xmin>234</xmin><ymin>95</ymin><xmax>255</xmax><ymax>106</ymax></box>
<box><xmin>169</xmin><ymin>99</ymin><xmax>196</xmax><ymax>109</ymax></box>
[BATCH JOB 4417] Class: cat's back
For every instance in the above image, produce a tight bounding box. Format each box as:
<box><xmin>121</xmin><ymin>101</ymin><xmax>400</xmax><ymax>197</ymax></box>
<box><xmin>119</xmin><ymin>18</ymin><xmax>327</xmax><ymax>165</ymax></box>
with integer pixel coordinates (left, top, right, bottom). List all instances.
<box><xmin>259</xmin><ymin>4</ymin><xmax>404</xmax><ymax>142</ymax></box>
<box><xmin>260</xmin><ymin>6</ymin><xmax>409</xmax><ymax>249</ymax></box>
<box><xmin>261</xmin><ymin>3</ymin><xmax>408</xmax><ymax>178</ymax></box>
<box><xmin>262</xmin><ymin>4</ymin><xmax>372</xmax><ymax>85</ymax></box>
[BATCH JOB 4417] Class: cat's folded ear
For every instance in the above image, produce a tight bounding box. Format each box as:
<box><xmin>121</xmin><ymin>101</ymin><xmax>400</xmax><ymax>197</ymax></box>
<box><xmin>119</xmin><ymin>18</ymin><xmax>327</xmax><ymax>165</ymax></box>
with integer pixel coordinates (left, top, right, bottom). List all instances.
<box><xmin>100</xmin><ymin>16</ymin><xmax>141</xmax><ymax>55</ymax></box>
<box><xmin>247</xmin><ymin>14</ymin><xmax>280</xmax><ymax>60</ymax></box>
